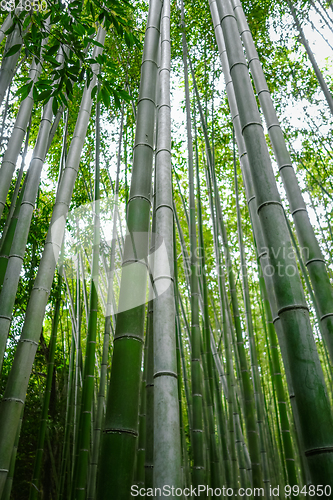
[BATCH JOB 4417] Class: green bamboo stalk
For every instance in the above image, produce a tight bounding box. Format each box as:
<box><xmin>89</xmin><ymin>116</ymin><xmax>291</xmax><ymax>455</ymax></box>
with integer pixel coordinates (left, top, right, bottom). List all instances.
<box><xmin>69</xmin><ymin>260</ymin><xmax>82</xmax><ymax>486</ymax></box>
<box><xmin>287</xmin><ymin>0</ymin><xmax>333</xmax><ymax>115</ymax></box>
<box><xmin>224</xmin><ymin>292</ymin><xmax>240</xmax><ymax>493</ymax></box>
<box><xmin>173</xmin><ymin>166</ymin><xmax>190</xmax><ymax>230</ymax></box>
<box><xmin>57</xmin><ymin>326</ymin><xmax>76</xmax><ymax>500</ymax></box>
<box><xmin>194</xmin><ymin>141</ymin><xmax>220</xmax><ymax>491</ymax></box>
<box><xmin>0</xmin><ymin>23</ymin><xmax>22</xmax><ymax>110</ymax></box>
<box><xmin>259</xmin><ymin>287</ymin><xmax>291</xmax><ymax>485</ymax></box>
<box><xmin>29</xmin><ymin>270</ymin><xmax>63</xmax><ymax>500</ymax></box>
<box><xmin>153</xmin><ymin>1</ymin><xmax>181</xmax><ymax>493</ymax></box>
<box><xmin>0</xmin><ymin>14</ymin><xmax>13</xmax><ymax>46</ymax></box>
<box><xmin>0</xmin><ymin>28</ymin><xmax>106</xmax><ymax>497</ymax></box>
<box><xmin>0</xmin><ymin>120</ymin><xmax>30</xmax><ymax>254</ymax></box>
<box><xmin>254</xmin><ymin>295</ymin><xmax>285</xmax><ymax>489</ymax></box>
<box><xmin>215</xmin><ymin>0</ymin><xmax>333</xmax><ymax>484</ymax></box>
<box><xmin>87</xmin><ymin>102</ymin><xmax>123</xmax><ymax>500</ymax></box>
<box><xmin>214</xmin><ymin>172</ymin><xmax>263</xmax><ymax>488</ymax></box>
<box><xmin>144</xmin><ymin>187</ymin><xmax>156</xmax><ymax>492</ymax></box>
<box><xmin>231</xmin><ymin>0</ymin><xmax>333</xmax><ymax>367</ymax></box>
<box><xmin>210</xmin><ymin>1</ymin><xmax>309</xmax><ymax>484</ymax></box>
<box><xmin>145</xmin><ymin>285</ymin><xmax>154</xmax><ymax>490</ymax></box>
<box><xmin>0</xmin><ymin>172</ymin><xmax>28</xmax><ymax>292</ymax></box>
<box><xmin>96</xmin><ymin>4</ymin><xmax>161</xmax><ymax>495</ymax></box>
<box><xmin>213</xmin><ymin>362</ymin><xmax>232</xmax><ymax>487</ymax></box>
<box><xmin>134</xmin><ymin>339</ymin><xmax>147</xmax><ymax>489</ymax></box>
<box><xmin>180</xmin><ymin>0</ymin><xmax>205</xmax><ymax>487</ymax></box>
<box><xmin>233</xmin><ymin>148</ymin><xmax>272</xmax><ymax>495</ymax></box>
<box><xmin>1</xmin><ymin>405</ymin><xmax>24</xmax><ymax>500</ymax></box>
<box><xmin>71</xmin><ymin>83</ymin><xmax>102</xmax><ymax>500</ymax></box>
<box><xmin>0</xmin><ymin>48</ymin><xmax>66</xmax><ymax>367</ymax></box>
<box><xmin>174</xmin><ymin>220</ymin><xmax>191</xmax><ymax>489</ymax></box>
<box><xmin>286</xmin><ymin>217</ymin><xmax>333</xmax><ymax>397</ymax></box>
<box><xmin>173</xmin><ymin>199</ymin><xmax>191</xmax><ymax>292</ymax></box>
<box><xmin>189</xmin><ymin>51</ymin><xmax>263</xmax><ymax>488</ymax></box>
<box><xmin>174</xmin><ymin>270</ymin><xmax>192</xmax><ymax>434</ymax></box>
<box><xmin>0</xmin><ymin>36</ymin><xmax>46</xmax><ymax>221</ymax></box>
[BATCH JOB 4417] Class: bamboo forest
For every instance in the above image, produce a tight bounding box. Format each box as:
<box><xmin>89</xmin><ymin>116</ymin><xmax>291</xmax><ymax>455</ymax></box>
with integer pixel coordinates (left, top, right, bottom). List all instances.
<box><xmin>1</xmin><ymin>0</ymin><xmax>333</xmax><ymax>498</ymax></box>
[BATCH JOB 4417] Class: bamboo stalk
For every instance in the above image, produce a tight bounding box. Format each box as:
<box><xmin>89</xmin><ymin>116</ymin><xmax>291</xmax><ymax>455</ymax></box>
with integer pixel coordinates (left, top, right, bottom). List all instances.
<box><xmin>231</xmin><ymin>0</ymin><xmax>333</xmax><ymax>367</ymax></box>
<box><xmin>0</xmin><ymin>35</ymin><xmax>46</xmax><ymax>221</ymax></box>
<box><xmin>287</xmin><ymin>0</ymin><xmax>333</xmax><ymax>116</ymax></box>
<box><xmin>0</xmin><ymin>28</ymin><xmax>106</xmax><ymax>497</ymax></box>
<box><xmin>96</xmin><ymin>3</ymin><xmax>162</xmax><ymax>495</ymax></box>
<box><xmin>29</xmin><ymin>270</ymin><xmax>63</xmax><ymax>500</ymax></box>
<box><xmin>0</xmin><ymin>23</ymin><xmax>22</xmax><ymax>110</ymax></box>
<box><xmin>153</xmin><ymin>1</ymin><xmax>182</xmax><ymax>493</ymax></box>
<box><xmin>214</xmin><ymin>0</ymin><xmax>333</xmax><ymax>484</ymax></box>
<box><xmin>180</xmin><ymin>0</ymin><xmax>205</xmax><ymax>487</ymax></box>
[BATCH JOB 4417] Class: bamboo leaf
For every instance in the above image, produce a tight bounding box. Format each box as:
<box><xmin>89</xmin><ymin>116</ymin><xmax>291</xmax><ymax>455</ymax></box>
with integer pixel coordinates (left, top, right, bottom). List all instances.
<box><xmin>4</xmin><ymin>44</ymin><xmax>21</xmax><ymax>58</ymax></box>
<box><xmin>16</xmin><ymin>80</ymin><xmax>34</xmax><ymax>100</ymax></box>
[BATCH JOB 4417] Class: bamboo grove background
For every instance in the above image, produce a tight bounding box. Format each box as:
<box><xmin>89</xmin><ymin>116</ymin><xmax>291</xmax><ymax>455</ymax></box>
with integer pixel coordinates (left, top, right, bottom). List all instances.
<box><xmin>0</xmin><ymin>0</ymin><xmax>332</xmax><ymax>498</ymax></box>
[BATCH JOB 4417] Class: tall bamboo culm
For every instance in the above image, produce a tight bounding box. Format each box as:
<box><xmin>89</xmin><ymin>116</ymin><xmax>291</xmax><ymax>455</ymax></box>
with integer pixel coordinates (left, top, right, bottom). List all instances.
<box><xmin>214</xmin><ymin>0</ymin><xmax>333</xmax><ymax>485</ymax></box>
<box><xmin>153</xmin><ymin>0</ymin><xmax>182</xmax><ymax>494</ymax></box>
<box><xmin>180</xmin><ymin>0</ymin><xmax>205</xmax><ymax>487</ymax></box>
<box><xmin>231</xmin><ymin>0</ymin><xmax>333</xmax><ymax>367</ymax></box>
<box><xmin>0</xmin><ymin>27</ymin><xmax>106</xmax><ymax>497</ymax></box>
<box><xmin>96</xmin><ymin>3</ymin><xmax>162</xmax><ymax>497</ymax></box>
<box><xmin>209</xmin><ymin>1</ymin><xmax>304</xmax><ymax>487</ymax></box>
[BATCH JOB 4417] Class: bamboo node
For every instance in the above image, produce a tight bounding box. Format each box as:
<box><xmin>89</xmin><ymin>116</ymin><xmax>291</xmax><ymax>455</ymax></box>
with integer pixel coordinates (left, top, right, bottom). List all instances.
<box><xmin>320</xmin><ymin>313</ymin><xmax>333</xmax><ymax>321</ymax></box>
<box><xmin>133</xmin><ymin>141</ymin><xmax>154</xmax><ymax>152</ymax></box>
<box><xmin>19</xmin><ymin>339</ymin><xmax>38</xmax><ymax>346</ymax></box>
<box><xmin>8</xmin><ymin>253</ymin><xmax>24</xmax><ymax>260</ymax></box>
<box><xmin>155</xmin><ymin>203</ymin><xmax>173</xmax><ymax>212</ymax></box>
<box><xmin>154</xmin><ymin>370</ymin><xmax>177</xmax><ymax>379</ymax></box>
<box><xmin>267</xmin><ymin>121</ymin><xmax>280</xmax><ymax>131</ymax></box>
<box><xmin>305</xmin><ymin>257</ymin><xmax>325</xmax><ymax>266</ymax></box>
<box><xmin>278</xmin><ymin>304</ymin><xmax>308</xmax><ymax>315</ymax></box>
<box><xmin>305</xmin><ymin>446</ymin><xmax>333</xmax><ymax>457</ymax></box>
<box><xmin>128</xmin><ymin>194</ymin><xmax>151</xmax><ymax>205</ymax></box>
<box><xmin>137</xmin><ymin>95</ymin><xmax>156</xmax><ymax>107</ymax></box>
<box><xmin>257</xmin><ymin>200</ymin><xmax>283</xmax><ymax>214</ymax></box>
<box><xmin>291</xmin><ymin>207</ymin><xmax>307</xmax><ymax>216</ymax></box>
<box><xmin>258</xmin><ymin>88</ymin><xmax>270</xmax><ymax>97</ymax></box>
<box><xmin>0</xmin><ymin>315</ymin><xmax>11</xmax><ymax>321</ymax></box>
<box><xmin>20</xmin><ymin>200</ymin><xmax>35</xmax><ymax>208</ymax></box>
<box><xmin>2</xmin><ymin>397</ymin><xmax>24</xmax><ymax>404</ymax></box>
<box><xmin>114</xmin><ymin>334</ymin><xmax>143</xmax><ymax>343</ymax></box>
<box><xmin>241</xmin><ymin>120</ymin><xmax>263</xmax><ymax>134</ymax></box>
<box><xmin>32</xmin><ymin>286</ymin><xmax>50</xmax><ymax>294</ymax></box>
<box><xmin>247</xmin><ymin>56</ymin><xmax>260</xmax><ymax>67</ymax></box>
<box><xmin>154</xmin><ymin>274</ymin><xmax>173</xmax><ymax>283</ymax></box>
<box><xmin>279</xmin><ymin>163</ymin><xmax>293</xmax><ymax>172</ymax></box>
<box><xmin>103</xmin><ymin>427</ymin><xmax>138</xmax><ymax>437</ymax></box>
